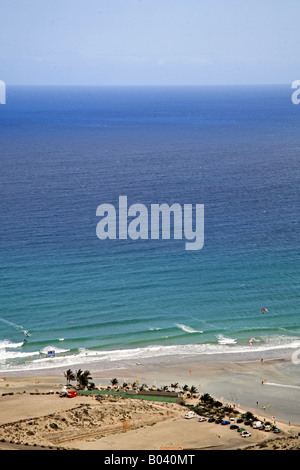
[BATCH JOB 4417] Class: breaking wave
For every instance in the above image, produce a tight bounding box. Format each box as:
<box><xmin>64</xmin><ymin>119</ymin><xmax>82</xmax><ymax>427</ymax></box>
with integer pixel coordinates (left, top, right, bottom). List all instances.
<box><xmin>176</xmin><ymin>324</ymin><xmax>203</xmax><ymax>334</ymax></box>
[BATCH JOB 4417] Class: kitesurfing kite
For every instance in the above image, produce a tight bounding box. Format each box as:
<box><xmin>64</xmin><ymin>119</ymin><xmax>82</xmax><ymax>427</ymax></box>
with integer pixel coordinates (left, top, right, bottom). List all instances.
<box><xmin>249</xmin><ymin>337</ymin><xmax>255</xmax><ymax>346</ymax></box>
<box><xmin>261</xmin><ymin>308</ymin><xmax>268</xmax><ymax>314</ymax></box>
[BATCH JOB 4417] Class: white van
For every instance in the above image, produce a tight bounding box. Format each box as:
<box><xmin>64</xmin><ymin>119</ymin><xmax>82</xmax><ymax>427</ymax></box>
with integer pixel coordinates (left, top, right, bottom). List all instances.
<box><xmin>184</xmin><ymin>411</ymin><xmax>196</xmax><ymax>419</ymax></box>
<box><xmin>252</xmin><ymin>421</ymin><xmax>263</xmax><ymax>429</ymax></box>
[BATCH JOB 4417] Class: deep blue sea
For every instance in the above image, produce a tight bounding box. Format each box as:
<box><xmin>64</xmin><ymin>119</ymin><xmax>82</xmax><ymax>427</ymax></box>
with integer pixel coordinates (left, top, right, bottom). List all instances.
<box><xmin>0</xmin><ymin>85</ymin><xmax>299</xmax><ymax>372</ymax></box>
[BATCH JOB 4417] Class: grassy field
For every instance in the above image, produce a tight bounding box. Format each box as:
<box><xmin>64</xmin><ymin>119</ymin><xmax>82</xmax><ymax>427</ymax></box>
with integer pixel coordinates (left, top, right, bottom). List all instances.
<box><xmin>77</xmin><ymin>390</ymin><xmax>178</xmax><ymax>403</ymax></box>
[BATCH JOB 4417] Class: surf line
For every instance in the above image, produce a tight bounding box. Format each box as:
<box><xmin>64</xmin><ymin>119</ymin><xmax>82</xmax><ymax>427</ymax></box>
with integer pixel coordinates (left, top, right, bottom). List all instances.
<box><xmin>264</xmin><ymin>382</ymin><xmax>300</xmax><ymax>390</ymax></box>
<box><xmin>96</xmin><ymin>196</ymin><xmax>204</xmax><ymax>251</ymax></box>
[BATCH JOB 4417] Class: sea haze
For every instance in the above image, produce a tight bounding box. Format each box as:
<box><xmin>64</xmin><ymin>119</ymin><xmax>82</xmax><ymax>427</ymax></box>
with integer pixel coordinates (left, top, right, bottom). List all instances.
<box><xmin>0</xmin><ymin>85</ymin><xmax>299</xmax><ymax>371</ymax></box>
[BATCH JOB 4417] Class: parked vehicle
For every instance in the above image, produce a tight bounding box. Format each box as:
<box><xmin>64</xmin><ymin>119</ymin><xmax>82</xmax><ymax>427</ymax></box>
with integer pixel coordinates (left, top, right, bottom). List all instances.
<box><xmin>241</xmin><ymin>431</ymin><xmax>251</xmax><ymax>438</ymax></box>
<box><xmin>264</xmin><ymin>425</ymin><xmax>272</xmax><ymax>432</ymax></box>
<box><xmin>273</xmin><ymin>428</ymin><xmax>281</xmax><ymax>433</ymax></box>
<box><xmin>67</xmin><ymin>390</ymin><xmax>77</xmax><ymax>398</ymax></box>
<box><xmin>184</xmin><ymin>411</ymin><xmax>196</xmax><ymax>419</ymax></box>
<box><xmin>208</xmin><ymin>418</ymin><xmax>215</xmax><ymax>423</ymax></box>
<box><xmin>198</xmin><ymin>417</ymin><xmax>207</xmax><ymax>422</ymax></box>
<box><xmin>237</xmin><ymin>427</ymin><xmax>246</xmax><ymax>433</ymax></box>
<box><xmin>221</xmin><ymin>420</ymin><xmax>230</xmax><ymax>425</ymax></box>
<box><xmin>230</xmin><ymin>424</ymin><xmax>239</xmax><ymax>430</ymax></box>
<box><xmin>252</xmin><ymin>420</ymin><xmax>263</xmax><ymax>429</ymax></box>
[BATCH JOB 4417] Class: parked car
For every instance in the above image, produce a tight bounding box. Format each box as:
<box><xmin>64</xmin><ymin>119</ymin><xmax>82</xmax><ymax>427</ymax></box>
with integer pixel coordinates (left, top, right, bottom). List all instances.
<box><xmin>273</xmin><ymin>428</ymin><xmax>281</xmax><ymax>433</ymax></box>
<box><xmin>241</xmin><ymin>431</ymin><xmax>251</xmax><ymax>438</ymax></box>
<box><xmin>208</xmin><ymin>417</ymin><xmax>215</xmax><ymax>423</ymax></box>
<box><xmin>230</xmin><ymin>424</ymin><xmax>239</xmax><ymax>430</ymax></box>
<box><xmin>184</xmin><ymin>411</ymin><xmax>196</xmax><ymax>419</ymax></box>
<box><xmin>198</xmin><ymin>417</ymin><xmax>207</xmax><ymax>422</ymax></box>
<box><xmin>215</xmin><ymin>418</ymin><xmax>222</xmax><ymax>424</ymax></box>
<box><xmin>236</xmin><ymin>418</ymin><xmax>243</xmax><ymax>423</ymax></box>
<box><xmin>59</xmin><ymin>392</ymin><xmax>67</xmax><ymax>397</ymax></box>
<box><xmin>221</xmin><ymin>420</ymin><xmax>230</xmax><ymax>425</ymax></box>
<box><xmin>244</xmin><ymin>420</ymin><xmax>252</xmax><ymax>426</ymax></box>
<box><xmin>237</xmin><ymin>427</ymin><xmax>246</xmax><ymax>433</ymax></box>
<box><xmin>264</xmin><ymin>425</ymin><xmax>272</xmax><ymax>432</ymax></box>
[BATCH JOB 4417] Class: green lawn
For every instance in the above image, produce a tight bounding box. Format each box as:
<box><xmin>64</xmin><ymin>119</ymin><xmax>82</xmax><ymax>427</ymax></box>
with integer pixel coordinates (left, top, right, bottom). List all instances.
<box><xmin>77</xmin><ymin>390</ymin><xmax>178</xmax><ymax>403</ymax></box>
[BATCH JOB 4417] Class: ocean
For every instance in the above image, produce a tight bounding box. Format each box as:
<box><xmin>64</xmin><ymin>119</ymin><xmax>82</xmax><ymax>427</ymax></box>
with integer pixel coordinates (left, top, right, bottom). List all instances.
<box><xmin>0</xmin><ymin>85</ymin><xmax>299</xmax><ymax>373</ymax></box>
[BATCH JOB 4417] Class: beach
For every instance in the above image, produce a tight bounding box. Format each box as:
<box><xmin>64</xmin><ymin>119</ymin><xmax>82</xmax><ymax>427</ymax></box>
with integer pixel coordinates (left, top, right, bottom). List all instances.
<box><xmin>1</xmin><ymin>355</ymin><xmax>299</xmax><ymax>451</ymax></box>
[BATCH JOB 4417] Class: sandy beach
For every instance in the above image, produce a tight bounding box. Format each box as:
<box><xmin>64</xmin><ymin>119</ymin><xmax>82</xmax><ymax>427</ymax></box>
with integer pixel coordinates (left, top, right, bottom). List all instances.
<box><xmin>0</xmin><ymin>356</ymin><xmax>299</xmax><ymax>451</ymax></box>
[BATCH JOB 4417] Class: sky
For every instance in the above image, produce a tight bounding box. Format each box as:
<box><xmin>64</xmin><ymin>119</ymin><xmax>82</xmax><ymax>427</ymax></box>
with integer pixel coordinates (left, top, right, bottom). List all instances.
<box><xmin>0</xmin><ymin>0</ymin><xmax>299</xmax><ymax>86</ymax></box>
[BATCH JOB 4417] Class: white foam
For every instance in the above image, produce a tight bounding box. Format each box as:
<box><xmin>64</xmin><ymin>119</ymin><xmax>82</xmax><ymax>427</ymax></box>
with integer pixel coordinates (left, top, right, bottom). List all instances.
<box><xmin>265</xmin><ymin>382</ymin><xmax>300</xmax><ymax>390</ymax></box>
<box><xmin>0</xmin><ymin>349</ymin><xmax>41</xmax><ymax>360</ymax></box>
<box><xmin>176</xmin><ymin>323</ymin><xmax>203</xmax><ymax>334</ymax></box>
<box><xmin>0</xmin><ymin>340</ymin><xmax>24</xmax><ymax>349</ymax></box>
<box><xmin>40</xmin><ymin>345</ymin><xmax>70</xmax><ymax>355</ymax></box>
<box><xmin>1</xmin><ymin>334</ymin><xmax>300</xmax><ymax>373</ymax></box>
<box><xmin>217</xmin><ymin>335</ymin><xmax>237</xmax><ymax>345</ymax></box>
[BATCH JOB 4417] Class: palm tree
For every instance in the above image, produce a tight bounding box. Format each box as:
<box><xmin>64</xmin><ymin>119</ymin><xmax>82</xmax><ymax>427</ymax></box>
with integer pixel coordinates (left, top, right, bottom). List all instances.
<box><xmin>75</xmin><ymin>369</ymin><xmax>93</xmax><ymax>389</ymax></box>
<box><xmin>110</xmin><ymin>378</ymin><xmax>119</xmax><ymax>387</ymax></box>
<box><xmin>171</xmin><ymin>382</ymin><xmax>179</xmax><ymax>391</ymax></box>
<box><xmin>82</xmin><ymin>370</ymin><xmax>93</xmax><ymax>388</ymax></box>
<box><xmin>201</xmin><ymin>393</ymin><xmax>214</xmax><ymax>404</ymax></box>
<box><xmin>75</xmin><ymin>369</ymin><xmax>83</xmax><ymax>387</ymax></box>
<box><xmin>183</xmin><ymin>384</ymin><xmax>189</xmax><ymax>392</ymax></box>
<box><xmin>190</xmin><ymin>385</ymin><xmax>198</xmax><ymax>394</ymax></box>
<box><xmin>64</xmin><ymin>369</ymin><xmax>75</xmax><ymax>385</ymax></box>
<box><xmin>214</xmin><ymin>400</ymin><xmax>222</xmax><ymax>408</ymax></box>
<box><xmin>242</xmin><ymin>411</ymin><xmax>256</xmax><ymax>422</ymax></box>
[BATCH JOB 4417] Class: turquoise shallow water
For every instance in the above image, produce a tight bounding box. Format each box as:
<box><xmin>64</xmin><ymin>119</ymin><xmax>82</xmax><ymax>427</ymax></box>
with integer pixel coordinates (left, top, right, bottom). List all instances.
<box><xmin>0</xmin><ymin>85</ymin><xmax>299</xmax><ymax>372</ymax></box>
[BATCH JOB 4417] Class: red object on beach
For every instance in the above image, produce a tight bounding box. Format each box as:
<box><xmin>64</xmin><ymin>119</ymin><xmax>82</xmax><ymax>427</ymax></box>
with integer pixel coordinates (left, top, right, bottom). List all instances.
<box><xmin>67</xmin><ymin>390</ymin><xmax>77</xmax><ymax>398</ymax></box>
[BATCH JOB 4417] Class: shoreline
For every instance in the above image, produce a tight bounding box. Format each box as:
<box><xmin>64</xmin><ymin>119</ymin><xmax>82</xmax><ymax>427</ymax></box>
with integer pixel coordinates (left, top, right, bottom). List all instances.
<box><xmin>1</xmin><ymin>337</ymin><xmax>299</xmax><ymax>373</ymax></box>
<box><xmin>1</xmin><ymin>353</ymin><xmax>300</xmax><ymax>426</ymax></box>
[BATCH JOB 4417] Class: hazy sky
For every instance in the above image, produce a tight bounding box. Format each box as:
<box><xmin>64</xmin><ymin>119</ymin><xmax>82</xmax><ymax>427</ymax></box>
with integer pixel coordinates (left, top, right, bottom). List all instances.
<box><xmin>1</xmin><ymin>0</ymin><xmax>299</xmax><ymax>85</ymax></box>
